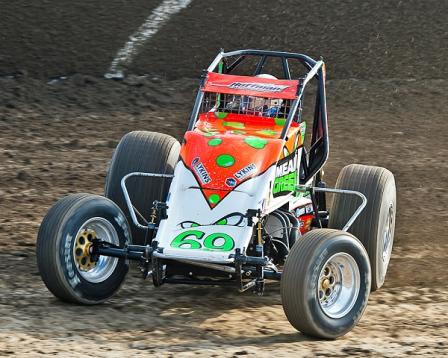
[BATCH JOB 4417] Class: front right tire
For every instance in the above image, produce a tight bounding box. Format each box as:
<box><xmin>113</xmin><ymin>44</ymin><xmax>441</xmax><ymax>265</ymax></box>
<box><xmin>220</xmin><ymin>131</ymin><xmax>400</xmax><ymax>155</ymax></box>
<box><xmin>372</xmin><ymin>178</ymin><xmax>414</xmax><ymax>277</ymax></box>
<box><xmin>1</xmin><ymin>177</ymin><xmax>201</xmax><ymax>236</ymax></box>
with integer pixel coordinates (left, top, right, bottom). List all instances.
<box><xmin>281</xmin><ymin>229</ymin><xmax>371</xmax><ymax>339</ymax></box>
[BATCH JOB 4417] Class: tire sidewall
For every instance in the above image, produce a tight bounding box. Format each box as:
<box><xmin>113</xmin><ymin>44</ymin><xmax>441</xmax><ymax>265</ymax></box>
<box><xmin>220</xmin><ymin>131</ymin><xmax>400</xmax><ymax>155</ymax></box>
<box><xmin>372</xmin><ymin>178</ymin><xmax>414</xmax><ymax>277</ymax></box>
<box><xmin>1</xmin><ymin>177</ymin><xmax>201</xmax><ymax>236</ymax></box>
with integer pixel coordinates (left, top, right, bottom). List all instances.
<box><xmin>104</xmin><ymin>131</ymin><xmax>180</xmax><ymax>245</ymax></box>
<box><xmin>373</xmin><ymin>177</ymin><xmax>396</xmax><ymax>288</ymax></box>
<box><xmin>56</xmin><ymin>197</ymin><xmax>131</xmax><ymax>304</ymax></box>
<box><xmin>303</xmin><ymin>236</ymin><xmax>371</xmax><ymax>338</ymax></box>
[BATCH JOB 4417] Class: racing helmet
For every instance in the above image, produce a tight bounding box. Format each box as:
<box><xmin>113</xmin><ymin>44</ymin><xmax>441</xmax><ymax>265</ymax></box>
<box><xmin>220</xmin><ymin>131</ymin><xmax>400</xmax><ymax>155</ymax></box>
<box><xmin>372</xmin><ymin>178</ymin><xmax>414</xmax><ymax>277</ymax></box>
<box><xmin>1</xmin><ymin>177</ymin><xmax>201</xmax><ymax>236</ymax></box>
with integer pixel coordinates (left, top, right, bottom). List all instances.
<box><xmin>239</xmin><ymin>74</ymin><xmax>283</xmax><ymax>117</ymax></box>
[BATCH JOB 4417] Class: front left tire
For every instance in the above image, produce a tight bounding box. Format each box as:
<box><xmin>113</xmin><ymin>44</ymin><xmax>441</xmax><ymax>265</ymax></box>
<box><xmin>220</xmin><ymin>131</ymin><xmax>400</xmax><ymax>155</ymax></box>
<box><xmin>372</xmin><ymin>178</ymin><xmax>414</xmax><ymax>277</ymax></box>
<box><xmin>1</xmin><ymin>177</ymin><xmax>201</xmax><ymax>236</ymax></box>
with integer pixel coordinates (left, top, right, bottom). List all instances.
<box><xmin>36</xmin><ymin>193</ymin><xmax>131</xmax><ymax>304</ymax></box>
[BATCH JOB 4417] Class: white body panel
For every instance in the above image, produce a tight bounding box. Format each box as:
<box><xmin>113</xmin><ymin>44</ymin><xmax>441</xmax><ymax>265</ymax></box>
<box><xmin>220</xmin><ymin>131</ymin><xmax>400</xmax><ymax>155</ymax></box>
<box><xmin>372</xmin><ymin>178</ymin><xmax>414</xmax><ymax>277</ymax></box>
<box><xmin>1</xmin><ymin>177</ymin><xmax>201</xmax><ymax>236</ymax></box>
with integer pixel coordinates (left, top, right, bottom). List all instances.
<box><xmin>155</xmin><ymin>161</ymin><xmax>274</xmax><ymax>262</ymax></box>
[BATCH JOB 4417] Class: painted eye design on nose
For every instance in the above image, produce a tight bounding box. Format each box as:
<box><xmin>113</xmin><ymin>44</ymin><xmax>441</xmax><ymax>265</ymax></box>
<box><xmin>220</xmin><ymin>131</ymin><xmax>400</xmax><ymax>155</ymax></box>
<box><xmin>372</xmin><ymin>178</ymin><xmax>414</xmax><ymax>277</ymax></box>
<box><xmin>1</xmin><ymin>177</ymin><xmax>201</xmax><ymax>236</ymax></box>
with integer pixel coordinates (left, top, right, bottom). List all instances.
<box><xmin>180</xmin><ymin>221</ymin><xmax>200</xmax><ymax>229</ymax></box>
<box><xmin>214</xmin><ymin>213</ymin><xmax>245</xmax><ymax>227</ymax></box>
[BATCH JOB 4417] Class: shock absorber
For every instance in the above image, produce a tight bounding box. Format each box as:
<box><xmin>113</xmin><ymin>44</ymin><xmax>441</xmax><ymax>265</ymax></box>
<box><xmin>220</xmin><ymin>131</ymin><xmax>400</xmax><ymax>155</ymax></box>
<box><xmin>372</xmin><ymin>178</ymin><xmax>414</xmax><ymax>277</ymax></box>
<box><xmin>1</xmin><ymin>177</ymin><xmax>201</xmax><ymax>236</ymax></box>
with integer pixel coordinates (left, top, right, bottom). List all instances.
<box><xmin>255</xmin><ymin>218</ymin><xmax>265</xmax><ymax>295</ymax></box>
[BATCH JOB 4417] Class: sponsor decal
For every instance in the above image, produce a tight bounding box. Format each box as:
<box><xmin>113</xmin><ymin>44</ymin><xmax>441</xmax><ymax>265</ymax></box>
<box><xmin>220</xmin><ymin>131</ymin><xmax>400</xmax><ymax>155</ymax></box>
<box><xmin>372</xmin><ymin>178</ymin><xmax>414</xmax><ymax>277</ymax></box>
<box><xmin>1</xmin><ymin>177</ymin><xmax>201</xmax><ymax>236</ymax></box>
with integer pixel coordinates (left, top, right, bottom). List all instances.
<box><xmin>234</xmin><ymin>163</ymin><xmax>257</xmax><ymax>180</ymax></box>
<box><xmin>225</xmin><ymin>177</ymin><xmax>237</xmax><ymax>187</ymax></box>
<box><xmin>273</xmin><ymin>150</ymin><xmax>299</xmax><ymax>197</ymax></box>
<box><xmin>171</xmin><ymin>230</ymin><xmax>235</xmax><ymax>252</ymax></box>
<box><xmin>294</xmin><ymin>204</ymin><xmax>313</xmax><ymax>217</ymax></box>
<box><xmin>298</xmin><ymin>214</ymin><xmax>314</xmax><ymax>234</ymax></box>
<box><xmin>228</xmin><ymin>82</ymin><xmax>289</xmax><ymax>93</ymax></box>
<box><xmin>192</xmin><ymin>157</ymin><xmax>211</xmax><ymax>184</ymax></box>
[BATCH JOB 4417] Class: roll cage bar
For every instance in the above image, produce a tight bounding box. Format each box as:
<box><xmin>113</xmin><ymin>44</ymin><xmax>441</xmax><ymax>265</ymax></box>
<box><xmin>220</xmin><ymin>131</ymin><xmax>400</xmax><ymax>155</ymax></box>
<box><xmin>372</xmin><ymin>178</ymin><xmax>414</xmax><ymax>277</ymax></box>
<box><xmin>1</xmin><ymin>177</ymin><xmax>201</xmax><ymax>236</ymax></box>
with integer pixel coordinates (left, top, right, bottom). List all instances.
<box><xmin>188</xmin><ymin>49</ymin><xmax>329</xmax><ymax>184</ymax></box>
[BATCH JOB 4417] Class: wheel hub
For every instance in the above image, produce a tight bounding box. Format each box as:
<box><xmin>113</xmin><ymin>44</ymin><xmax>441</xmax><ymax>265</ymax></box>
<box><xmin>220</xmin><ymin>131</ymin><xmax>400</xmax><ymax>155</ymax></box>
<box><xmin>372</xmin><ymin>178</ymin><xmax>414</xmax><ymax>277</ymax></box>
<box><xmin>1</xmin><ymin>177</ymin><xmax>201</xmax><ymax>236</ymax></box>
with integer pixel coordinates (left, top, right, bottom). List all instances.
<box><xmin>321</xmin><ymin>278</ymin><xmax>331</xmax><ymax>290</ymax></box>
<box><xmin>317</xmin><ymin>253</ymin><xmax>360</xmax><ymax>319</ymax></box>
<box><xmin>319</xmin><ymin>265</ymin><xmax>338</xmax><ymax>302</ymax></box>
<box><xmin>74</xmin><ymin>229</ymin><xmax>97</xmax><ymax>271</ymax></box>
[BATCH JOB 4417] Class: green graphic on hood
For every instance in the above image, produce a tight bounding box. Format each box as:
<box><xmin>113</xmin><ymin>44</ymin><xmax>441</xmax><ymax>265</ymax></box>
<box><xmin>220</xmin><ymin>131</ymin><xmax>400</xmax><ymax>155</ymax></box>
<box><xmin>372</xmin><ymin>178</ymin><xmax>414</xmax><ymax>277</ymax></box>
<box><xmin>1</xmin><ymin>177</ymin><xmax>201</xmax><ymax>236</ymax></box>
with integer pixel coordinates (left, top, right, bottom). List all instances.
<box><xmin>244</xmin><ymin>137</ymin><xmax>268</xmax><ymax>149</ymax></box>
<box><xmin>208</xmin><ymin>138</ymin><xmax>222</xmax><ymax>146</ymax></box>
<box><xmin>256</xmin><ymin>129</ymin><xmax>278</xmax><ymax>136</ymax></box>
<box><xmin>214</xmin><ymin>112</ymin><xmax>228</xmax><ymax>119</ymax></box>
<box><xmin>170</xmin><ymin>230</ymin><xmax>203</xmax><ymax>250</ymax></box>
<box><xmin>208</xmin><ymin>193</ymin><xmax>221</xmax><ymax>204</ymax></box>
<box><xmin>216</xmin><ymin>154</ymin><xmax>235</xmax><ymax>168</ymax></box>
<box><xmin>202</xmin><ymin>130</ymin><xmax>219</xmax><ymax>137</ymax></box>
<box><xmin>231</xmin><ymin>130</ymin><xmax>246</xmax><ymax>135</ymax></box>
<box><xmin>274</xmin><ymin>117</ymin><xmax>286</xmax><ymax>126</ymax></box>
<box><xmin>223</xmin><ymin>121</ymin><xmax>245</xmax><ymax>129</ymax></box>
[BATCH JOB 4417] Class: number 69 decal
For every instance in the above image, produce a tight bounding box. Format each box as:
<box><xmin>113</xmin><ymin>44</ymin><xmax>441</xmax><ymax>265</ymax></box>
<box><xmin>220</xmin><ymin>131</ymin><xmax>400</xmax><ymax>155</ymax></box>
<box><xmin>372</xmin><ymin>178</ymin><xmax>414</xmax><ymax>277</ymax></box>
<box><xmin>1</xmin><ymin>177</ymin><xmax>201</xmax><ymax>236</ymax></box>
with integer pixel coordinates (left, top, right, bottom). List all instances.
<box><xmin>171</xmin><ymin>230</ymin><xmax>235</xmax><ymax>252</ymax></box>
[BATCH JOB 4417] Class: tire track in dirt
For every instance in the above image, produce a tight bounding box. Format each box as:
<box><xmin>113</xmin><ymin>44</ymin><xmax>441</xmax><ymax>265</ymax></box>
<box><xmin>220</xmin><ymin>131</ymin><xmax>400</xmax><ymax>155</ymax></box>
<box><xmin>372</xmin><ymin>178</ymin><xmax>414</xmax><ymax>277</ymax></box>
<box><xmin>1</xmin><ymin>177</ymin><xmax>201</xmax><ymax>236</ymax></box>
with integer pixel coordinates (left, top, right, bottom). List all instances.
<box><xmin>106</xmin><ymin>0</ymin><xmax>192</xmax><ymax>79</ymax></box>
<box><xmin>1</xmin><ymin>76</ymin><xmax>447</xmax><ymax>356</ymax></box>
<box><xmin>1</xmin><ymin>1</ymin><xmax>447</xmax><ymax>80</ymax></box>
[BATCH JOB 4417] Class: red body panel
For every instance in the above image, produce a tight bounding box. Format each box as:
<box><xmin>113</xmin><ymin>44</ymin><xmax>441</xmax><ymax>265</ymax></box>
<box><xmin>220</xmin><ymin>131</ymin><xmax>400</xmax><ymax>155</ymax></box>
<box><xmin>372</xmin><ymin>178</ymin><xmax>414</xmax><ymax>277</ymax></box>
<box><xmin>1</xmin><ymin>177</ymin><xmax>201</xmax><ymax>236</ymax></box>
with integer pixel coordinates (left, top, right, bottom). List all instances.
<box><xmin>180</xmin><ymin>112</ymin><xmax>303</xmax><ymax>208</ymax></box>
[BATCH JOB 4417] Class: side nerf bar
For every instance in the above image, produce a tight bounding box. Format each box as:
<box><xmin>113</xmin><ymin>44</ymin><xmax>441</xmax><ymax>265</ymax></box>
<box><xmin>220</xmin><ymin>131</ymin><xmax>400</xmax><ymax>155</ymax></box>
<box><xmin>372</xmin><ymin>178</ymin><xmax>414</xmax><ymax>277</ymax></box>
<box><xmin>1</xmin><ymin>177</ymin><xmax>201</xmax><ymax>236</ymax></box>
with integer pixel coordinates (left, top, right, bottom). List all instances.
<box><xmin>120</xmin><ymin>172</ymin><xmax>174</xmax><ymax>229</ymax></box>
<box><xmin>296</xmin><ymin>185</ymin><xmax>367</xmax><ymax>231</ymax></box>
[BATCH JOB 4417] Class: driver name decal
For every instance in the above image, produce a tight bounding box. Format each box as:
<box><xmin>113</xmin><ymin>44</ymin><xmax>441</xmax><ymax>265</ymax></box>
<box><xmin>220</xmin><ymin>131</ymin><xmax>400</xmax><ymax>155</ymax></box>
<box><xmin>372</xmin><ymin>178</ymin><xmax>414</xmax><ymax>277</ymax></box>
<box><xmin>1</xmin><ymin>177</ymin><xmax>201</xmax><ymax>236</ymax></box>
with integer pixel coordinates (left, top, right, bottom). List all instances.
<box><xmin>228</xmin><ymin>82</ymin><xmax>289</xmax><ymax>93</ymax></box>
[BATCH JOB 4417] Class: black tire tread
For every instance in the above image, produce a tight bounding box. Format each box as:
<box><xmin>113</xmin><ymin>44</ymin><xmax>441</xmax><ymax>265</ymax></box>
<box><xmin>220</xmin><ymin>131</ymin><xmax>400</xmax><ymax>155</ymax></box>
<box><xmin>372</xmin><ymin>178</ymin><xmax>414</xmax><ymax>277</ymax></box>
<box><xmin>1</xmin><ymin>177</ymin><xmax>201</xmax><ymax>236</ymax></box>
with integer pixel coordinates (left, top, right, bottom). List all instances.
<box><xmin>281</xmin><ymin>228</ymin><xmax>369</xmax><ymax>338</ymax></box>
<box><xmin>281</xmin><ymin>229</ymin><xmax>346</xmax><ymax>335</ymax></box>
<box><xmin>36</xmin><ymin>193</ymin><xmax>94</xmax><ymax>303</ymax></box>
<box><xmin>329</xmin><ymin>164</ymin><xmax>395</xmax><ymax>290</ymax></box>
<box><xmin>104</xmin><ymin>131</ymin><xmax>180</xmax><ymax>244</ymax></box>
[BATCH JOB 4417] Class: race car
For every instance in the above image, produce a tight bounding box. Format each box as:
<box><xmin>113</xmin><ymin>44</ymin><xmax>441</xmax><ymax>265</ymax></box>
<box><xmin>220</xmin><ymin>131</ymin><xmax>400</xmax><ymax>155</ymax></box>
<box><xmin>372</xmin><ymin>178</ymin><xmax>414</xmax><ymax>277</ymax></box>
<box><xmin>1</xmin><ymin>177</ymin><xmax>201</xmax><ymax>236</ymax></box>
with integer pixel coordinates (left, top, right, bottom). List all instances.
<box><xmin>36</xmin><ymin>49</ymin><xmax>396</xmax><ymax>339</ymax></box>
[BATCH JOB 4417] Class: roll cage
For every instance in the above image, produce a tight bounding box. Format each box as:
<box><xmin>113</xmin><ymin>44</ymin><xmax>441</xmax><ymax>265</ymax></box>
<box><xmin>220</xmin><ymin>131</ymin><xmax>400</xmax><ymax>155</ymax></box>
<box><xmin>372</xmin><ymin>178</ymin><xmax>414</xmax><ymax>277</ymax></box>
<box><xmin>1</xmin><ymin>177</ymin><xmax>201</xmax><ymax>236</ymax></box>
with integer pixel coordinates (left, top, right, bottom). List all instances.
<box><xmin>187</xmin><ymin>49</ymin><xmax>329</xmax><ymax>184</ymax></box>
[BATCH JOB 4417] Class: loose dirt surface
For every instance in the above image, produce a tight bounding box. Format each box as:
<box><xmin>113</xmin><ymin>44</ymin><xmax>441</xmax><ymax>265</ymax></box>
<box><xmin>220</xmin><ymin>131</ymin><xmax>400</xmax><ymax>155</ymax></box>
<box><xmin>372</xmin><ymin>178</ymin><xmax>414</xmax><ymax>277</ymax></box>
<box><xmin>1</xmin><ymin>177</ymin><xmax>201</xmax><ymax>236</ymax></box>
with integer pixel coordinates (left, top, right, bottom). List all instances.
<box><xmin>1</xmin><ymin>0</ymin><xmax>448</xmax><ymax>355</ymax></box>
<box><xmin>1</xmin><ymin>0</ymin><xmax>448</xmax><ymax>80</ymax></box>
<box><xmin>1</xmin><ymin>75</ymin><xmax>447</xmax><ymax>356</ymax></box>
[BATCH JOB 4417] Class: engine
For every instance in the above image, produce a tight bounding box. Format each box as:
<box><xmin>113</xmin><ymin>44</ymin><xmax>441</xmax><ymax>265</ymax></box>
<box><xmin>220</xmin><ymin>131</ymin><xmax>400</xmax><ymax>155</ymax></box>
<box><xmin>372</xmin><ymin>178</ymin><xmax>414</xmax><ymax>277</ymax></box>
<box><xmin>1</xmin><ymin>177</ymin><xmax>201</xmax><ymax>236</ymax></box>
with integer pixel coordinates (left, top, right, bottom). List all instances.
<box><xmin>262</xmin><ymin>204</ymin><xmax>314</xmax><ymax>264</ymax></box>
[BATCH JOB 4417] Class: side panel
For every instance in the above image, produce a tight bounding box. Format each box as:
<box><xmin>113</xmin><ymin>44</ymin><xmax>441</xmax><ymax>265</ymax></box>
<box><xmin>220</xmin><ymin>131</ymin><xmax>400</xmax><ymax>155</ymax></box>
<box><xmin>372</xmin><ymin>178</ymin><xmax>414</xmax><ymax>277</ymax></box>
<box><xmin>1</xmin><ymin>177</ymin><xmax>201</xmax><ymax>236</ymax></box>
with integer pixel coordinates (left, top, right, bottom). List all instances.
<box><xmin>265</xmin><ymin>123</ymin><xmax>305</xmax><ymax>211</ymax></box>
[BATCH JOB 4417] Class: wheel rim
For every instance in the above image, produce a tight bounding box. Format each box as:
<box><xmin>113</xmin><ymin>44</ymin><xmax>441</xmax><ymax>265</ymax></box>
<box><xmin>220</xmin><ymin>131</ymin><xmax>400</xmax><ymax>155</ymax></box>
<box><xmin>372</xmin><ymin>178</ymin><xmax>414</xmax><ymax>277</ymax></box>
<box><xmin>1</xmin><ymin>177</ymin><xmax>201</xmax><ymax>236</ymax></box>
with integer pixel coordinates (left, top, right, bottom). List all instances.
<box><xmin>317</xmin><ymin>253</ymin><xmax>360</xmax><ymax>319</ymax></box>
<box><xmin>73</xmin><ymin>217</ymin><xmax>119</xmax><ymax>283</ymax></box>
<box><xmin>381</xmin><ymin>203</ymin><xmax>395</xmax><ymax>274</ymax></box>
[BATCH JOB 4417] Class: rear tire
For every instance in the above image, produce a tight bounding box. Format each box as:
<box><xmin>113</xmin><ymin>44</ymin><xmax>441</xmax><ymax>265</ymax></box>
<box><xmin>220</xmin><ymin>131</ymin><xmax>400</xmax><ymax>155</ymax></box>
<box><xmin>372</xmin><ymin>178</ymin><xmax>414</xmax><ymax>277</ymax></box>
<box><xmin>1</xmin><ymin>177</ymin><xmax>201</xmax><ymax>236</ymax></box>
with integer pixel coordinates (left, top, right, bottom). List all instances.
<box><xmin>105</xmin><ymin>131</ymin><xmax>180</xmax><ymax>245</ymax></box>
<box><xmin>281</xmin><ymin>229</ymin><xmax>371</xmax><ymax>339</ymax></box>
<box><xmin>329</xmin><ymin>164</ymin><xmax>396</xmax><ymax>291</ymax></box>
<box><xmin>36</xmin><ymin>194</ymin><xmax>131</xmax><ymax>304</ymax></box>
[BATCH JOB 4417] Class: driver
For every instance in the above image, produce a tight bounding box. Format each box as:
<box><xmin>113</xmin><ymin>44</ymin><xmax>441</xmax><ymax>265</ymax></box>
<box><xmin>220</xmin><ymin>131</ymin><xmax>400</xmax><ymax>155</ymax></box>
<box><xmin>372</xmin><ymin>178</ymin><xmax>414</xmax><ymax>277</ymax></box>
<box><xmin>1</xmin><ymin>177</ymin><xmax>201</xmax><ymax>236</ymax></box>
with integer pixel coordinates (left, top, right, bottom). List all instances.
<box><xmin>224</xmin><ymin>74</ymin><xmax>283</xmax><ymax>117</ymax></box>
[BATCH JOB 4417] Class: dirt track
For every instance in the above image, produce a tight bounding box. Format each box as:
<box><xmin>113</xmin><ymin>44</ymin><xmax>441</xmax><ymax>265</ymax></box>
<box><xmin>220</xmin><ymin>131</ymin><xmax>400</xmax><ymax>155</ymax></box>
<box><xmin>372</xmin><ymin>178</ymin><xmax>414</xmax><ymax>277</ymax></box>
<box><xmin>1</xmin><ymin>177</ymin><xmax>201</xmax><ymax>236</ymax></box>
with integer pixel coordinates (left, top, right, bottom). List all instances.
<box><xmin>1</xmin><ymin>76</ymin><xmax>447</xmax><ymax>356</ymax></box>
<box><xmin>1</xmin><ymin>0</ymin><xmax>448</xmax><ymax>79</ymax></box>
<box><xmin>1</xmin><ymin>0</ymin><xmax>448</xmax><ymax>356</ymax></box>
